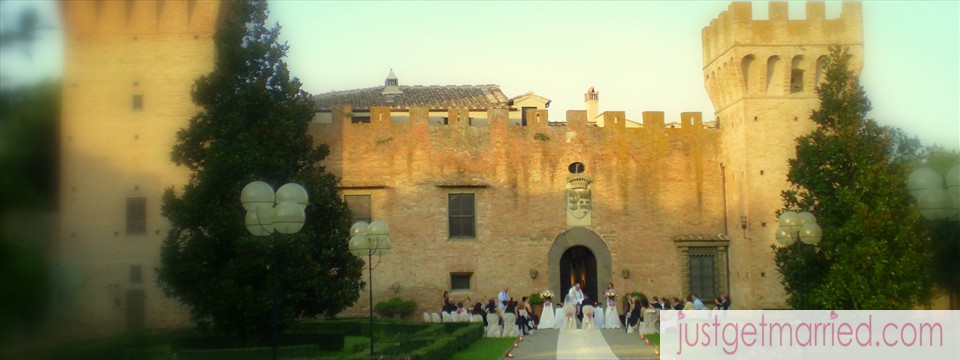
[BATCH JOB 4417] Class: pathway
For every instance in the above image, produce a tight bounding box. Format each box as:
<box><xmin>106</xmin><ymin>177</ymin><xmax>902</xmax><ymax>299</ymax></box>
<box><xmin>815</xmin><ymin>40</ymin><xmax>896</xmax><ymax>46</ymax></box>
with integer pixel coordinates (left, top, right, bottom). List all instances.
<box><xmin>506</xmin><ymin>328</ymin><xmax>658</xmax><ymax>360</ymax></box>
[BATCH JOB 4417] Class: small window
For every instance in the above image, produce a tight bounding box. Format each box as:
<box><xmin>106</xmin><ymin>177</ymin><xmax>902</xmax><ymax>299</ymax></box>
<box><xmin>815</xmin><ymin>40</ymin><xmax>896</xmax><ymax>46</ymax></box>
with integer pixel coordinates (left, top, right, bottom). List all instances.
<box><xmin>568</xmin><ymin>162</ymin><xmax>585</xmax><ymax>174</ymax></box>
<box><xmin>429</xmin><ymin>117</ymin><xmax>447</xmax><ymax>125</ymax></box>
<box><xmin>351</xmin><ymin>116</ymin><xmax>371</xmax><ymax>124</ymax></box>
<box><xmin>129</xmin><ymin>265</ymin><xmax>142</xmax><ymax>283</ymax></box>
<box><xmin>126</xmin><ymin>197</ymin><xmax>146</xmax><ymax>235</ymax></box>
<box><xmin>448</xmin><ymin>194</ymin><xmax>475</xmax><ymax>239</ymax></box>
<box><xmin>132</xmin><ymin>94</ymin><xmax>143</xmax><ymax>110</ymax></box>
<box><xmin>344</xmin><ymin>195</ymin><xmax>372</xmax><ymax>224</ymax></box>
<box><xmin>451</xmin><ymin>273</ymin><xmax>472</xmax><ymax>291</ymax></box>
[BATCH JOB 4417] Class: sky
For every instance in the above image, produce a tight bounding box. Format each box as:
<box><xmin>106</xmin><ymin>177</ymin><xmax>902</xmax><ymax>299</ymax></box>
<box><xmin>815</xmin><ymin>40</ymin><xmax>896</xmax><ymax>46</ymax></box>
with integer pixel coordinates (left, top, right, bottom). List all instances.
<box><xmin>1</xmin><ymin>1</ymin><xmax>957</xmax><ymax>150</ymax></box>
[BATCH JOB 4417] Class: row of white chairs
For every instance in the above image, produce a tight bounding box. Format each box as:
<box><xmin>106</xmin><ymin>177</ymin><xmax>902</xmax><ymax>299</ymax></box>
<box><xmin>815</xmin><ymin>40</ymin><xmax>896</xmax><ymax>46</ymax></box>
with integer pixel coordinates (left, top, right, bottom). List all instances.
<box><xmin>422</xmin><ymin>311</ymin><xmax>483</xmax><ymax>323</ymax></box>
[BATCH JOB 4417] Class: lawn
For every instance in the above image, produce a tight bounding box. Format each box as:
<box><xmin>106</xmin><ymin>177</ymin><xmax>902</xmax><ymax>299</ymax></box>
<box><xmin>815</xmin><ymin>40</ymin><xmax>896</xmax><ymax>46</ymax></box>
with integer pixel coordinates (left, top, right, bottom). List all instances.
<box><xmin>450</xmin><ymin>338</ymin><xmax>517</xmax><ymax>360</ymax></box>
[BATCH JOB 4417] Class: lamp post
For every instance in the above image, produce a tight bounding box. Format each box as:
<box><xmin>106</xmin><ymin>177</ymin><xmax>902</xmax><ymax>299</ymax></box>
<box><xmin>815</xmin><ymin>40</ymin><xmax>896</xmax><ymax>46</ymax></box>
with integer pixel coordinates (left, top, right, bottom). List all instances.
<box><xmin>240</xmin><ymin>181</ymin><xmax>308</xmax><ymax>360</ymax></box>
<box><xmin>348</xmin><ymin>220</ymin><xmax>391</xmax><ymax>359</ymax></box>
<box><xmin>775</xmin><ymin>211</ymin><xmax>823</xmax><ymax>310</ymax></box>
<box><xmin>907</xmin><ymin>165</ymin><xmax>960</xmax><ymax>221</ymax></box>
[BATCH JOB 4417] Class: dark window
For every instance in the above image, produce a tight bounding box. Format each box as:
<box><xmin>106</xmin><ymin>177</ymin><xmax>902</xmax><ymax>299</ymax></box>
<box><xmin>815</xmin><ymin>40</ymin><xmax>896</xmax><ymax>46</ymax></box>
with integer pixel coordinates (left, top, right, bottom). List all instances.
<box><xmin>429</xmin><ymin>117</ymin><xmax>447</xmax><ymax>125</ymax></box>
<box><xmin>129</xmin><ymin>265</ymin><xmax>142</xmax><ymax>283</ymax></box>
<box><xmin>132</xmin><ymin>94</ymin><xmax>143</xmax><ymax>110</ymax></box>
<box><xmin>126</xmin><ymin>197</ymin><xmax>146</xmax><ymax>235</ymax></box>
<box><xmin>344</xmin><ymin>195</ymin><xmax>372</xmax><ymax>224</ymax></box>
<box><xmin>568</xmin><ymin>162</ymin><xmax>585</xmax><ymax>174</ymax></box>
<box><xmin>520</xmin><ymin>106</ymin><xmax>536</xmax><ymax>126</ymax></box>
<box><xmin>351</xmin><ymin>116</ymin><xmax>370</xmax><ymax>124</ymax></box>
<box><xmin>451</xmin><ymin>273</ymin><xmax>472</xmax><ymax>291</ymax></box>
<box><xmin>688</xmin><ymin>247</ymin><xmax>717</xmax><ymax>300</ymax></box>
<box><xmin>448</xmin><ymin>194</ymin><xmax>475</xmax><ymax>238</ymax></box>
<box><xmin>790</xmin><ymin>69</ymin><xmax>804</xmax><ymax>93</ymax></box>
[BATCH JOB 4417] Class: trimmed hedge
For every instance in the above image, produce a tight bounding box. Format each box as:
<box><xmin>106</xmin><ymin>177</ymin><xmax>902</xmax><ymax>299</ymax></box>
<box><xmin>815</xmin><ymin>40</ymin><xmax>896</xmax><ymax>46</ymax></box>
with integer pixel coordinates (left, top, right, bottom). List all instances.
<box><xmin>177</xmin><ymin>345</ymin><xmax>320</xmax><ymax>360</ymax></box>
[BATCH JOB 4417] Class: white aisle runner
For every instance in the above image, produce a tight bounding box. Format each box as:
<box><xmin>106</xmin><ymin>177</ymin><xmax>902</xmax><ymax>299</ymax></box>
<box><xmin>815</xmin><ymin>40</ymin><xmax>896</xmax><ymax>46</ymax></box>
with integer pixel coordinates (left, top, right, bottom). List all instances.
<box><xmin>556</xmin><ymin>328</ymin><xmax>618</xmax><ymax>360</ymax></box>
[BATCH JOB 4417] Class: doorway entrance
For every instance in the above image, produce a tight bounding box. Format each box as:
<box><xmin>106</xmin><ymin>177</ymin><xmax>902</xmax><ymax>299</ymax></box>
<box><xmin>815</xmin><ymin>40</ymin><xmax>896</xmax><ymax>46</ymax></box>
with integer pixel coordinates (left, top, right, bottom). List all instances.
<box><xmin>560</xmin><ymin>246</ymin><xmax>597</xmax><ymax>304</ymax></box>
<box><xmin>548</xmin><ymin>227</ymin><xmax>611</xmax><ymax>307</ymax></box>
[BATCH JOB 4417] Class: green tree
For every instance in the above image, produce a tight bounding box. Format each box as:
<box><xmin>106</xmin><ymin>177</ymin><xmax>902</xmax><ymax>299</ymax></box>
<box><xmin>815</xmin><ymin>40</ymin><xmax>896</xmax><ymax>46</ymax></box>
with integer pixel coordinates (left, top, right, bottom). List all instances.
<box><xmin>156</xmin><ymin>0</ymin><xmax>362</xmax><ymax>342</ymax></box>
<box><xmin>0</xmin><ymin>82</ymin><xmax>60</xmax><ymax>211</ymax></box>
<box><xmin>774</xmin><ymin>46</ymin><xmax>933</xmax><ymax>310</ymax></box>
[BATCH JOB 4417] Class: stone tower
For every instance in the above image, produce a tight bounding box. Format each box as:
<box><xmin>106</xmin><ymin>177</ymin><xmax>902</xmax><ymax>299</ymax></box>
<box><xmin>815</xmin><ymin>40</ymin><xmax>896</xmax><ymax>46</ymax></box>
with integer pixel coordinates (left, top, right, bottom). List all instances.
<box><xmin>58</xmin><ymin>0</ymin><xmax>223</xmax><ymax>337</ymax></box>
<box><xmin>702</xmin><ymin>2</ymin><xmax>863</xmax><ymax>308</ymax></box>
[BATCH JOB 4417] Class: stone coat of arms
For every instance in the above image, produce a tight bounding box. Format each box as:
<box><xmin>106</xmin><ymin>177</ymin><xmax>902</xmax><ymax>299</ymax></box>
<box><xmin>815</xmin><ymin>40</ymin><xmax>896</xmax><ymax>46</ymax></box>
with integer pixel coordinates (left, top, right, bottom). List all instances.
<box><xmin>566</xmin><ymin>176</ymin><xmax>592</xmax><ymax>225</ymax></box>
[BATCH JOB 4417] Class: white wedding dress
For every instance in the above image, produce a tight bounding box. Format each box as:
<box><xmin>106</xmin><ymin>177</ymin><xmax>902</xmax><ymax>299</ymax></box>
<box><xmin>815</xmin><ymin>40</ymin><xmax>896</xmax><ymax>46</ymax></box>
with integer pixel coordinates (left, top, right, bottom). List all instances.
<box><xmin>604</xmin><ymin>298</ymin><xmax>622</xmax><ymax>329</ymax></box>
<box><xmin>540</xmin><ymin>300</ymin><xmax>556</xmax><ymax>329</ymax></box>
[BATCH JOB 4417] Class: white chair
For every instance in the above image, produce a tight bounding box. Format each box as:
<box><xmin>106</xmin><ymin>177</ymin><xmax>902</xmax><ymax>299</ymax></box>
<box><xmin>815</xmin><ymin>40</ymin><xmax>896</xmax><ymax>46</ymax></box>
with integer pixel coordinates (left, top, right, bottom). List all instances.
<box><xmin>458</xmin><ymin>311</ymin><xmax>471</xmax><ymax>322</ymax></box>
<box><xmin>563</xmin><ymin>305</ymin><xmax>577</xmax><ymax>329</ymax></box>
<box><xmin>582</xmin><ymin>305</ymin><xmax>595</xmax><ymax>329</ymax></box>
<box><xmin>639</xmin><ymin>310</ymin><xmax>658</xmax><ymax>335</ymax></box>
<box><xmin>441</xmin><ymin>311</ymin><xmax>455</xmax><ymax>323</ymax></box>
<box><xmin>470</xmin><ymin>314</ymin><xmax>484</xmax><ymax>323</ymax></box>
<box><xmin>422</xmin><ymin>312</ymin><xmax>431</xmax><ymax>323</ymax></box>
<box><xmin>485</xmin><ymin>313</ymin><xmax>502</xmax><ymax>337</ymax></box>
<box><xmin>554</xmin><ymin>307</ymin><xmax>565</xmax><ymax>329</ymax></box>
<box><xmin>594</xmin><ymin>305</ymin><xmax>605</xmax><ymax>329</ymax></box>
<box><xmin>430</xmin><ymin>312</ymin><xmax>442</xmax><ymax>323</ymax></box>
<box><xmin>501</xmin><ymin>313</ymin><xmax>521</xmax><ymax>337</ymax></box>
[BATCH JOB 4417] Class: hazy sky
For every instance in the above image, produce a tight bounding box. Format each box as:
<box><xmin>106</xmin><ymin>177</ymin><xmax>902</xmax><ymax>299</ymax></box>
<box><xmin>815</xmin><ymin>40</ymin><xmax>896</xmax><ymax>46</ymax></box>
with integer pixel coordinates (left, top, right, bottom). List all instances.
<box><xmin>2</xmin><ymin>1</ymin><xmax>957</xmax><ymax>150</ymax></box>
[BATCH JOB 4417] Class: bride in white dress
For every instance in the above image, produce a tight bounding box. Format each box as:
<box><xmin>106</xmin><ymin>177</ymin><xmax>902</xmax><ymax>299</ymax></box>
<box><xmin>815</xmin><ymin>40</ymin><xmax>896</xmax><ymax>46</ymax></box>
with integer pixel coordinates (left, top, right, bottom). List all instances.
<box><xmin>603</xmin><ymin>283</ymin><xmax>623</xmax><ymax>329</ymax></box>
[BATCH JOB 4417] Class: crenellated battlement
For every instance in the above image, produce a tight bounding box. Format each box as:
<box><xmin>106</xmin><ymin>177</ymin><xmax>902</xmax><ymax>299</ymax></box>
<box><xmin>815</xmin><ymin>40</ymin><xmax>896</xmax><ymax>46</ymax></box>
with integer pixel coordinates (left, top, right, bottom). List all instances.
<box><xmin>702</xmin><ymin>1</ymin><xmax>862</xmax><ymax>66</ymax></box>
<box><xmin>60</xmin><ymin>0</ymin><xmax>223</xmax><ymax>35</ymax></box>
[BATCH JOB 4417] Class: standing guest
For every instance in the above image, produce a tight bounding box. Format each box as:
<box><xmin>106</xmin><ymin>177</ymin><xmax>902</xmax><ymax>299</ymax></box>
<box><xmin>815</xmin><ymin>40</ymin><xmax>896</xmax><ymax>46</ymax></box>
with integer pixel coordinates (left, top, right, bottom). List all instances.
<box><xmin>518</xmin><ymin>297</ymin><xmax>534</xmax><ymax>335</ymax></box>
<box><xmin>673</xmin><ymin>297</ymin><xmax>684</xmax><ymax>311</ymax></box>
<box><xmin>498</xmin><ymin>287</ymin><xmax>510</xmax><ymax>311</ymax></box>
<box><xmin>442</xmin><ymin>290</ymin><xmax>449</xmax><ymax>310</ymax></box>
<box><xmin>692</xmin><ymin>294</ymin><xmax>704</xmax><ymax>310</ymax></box>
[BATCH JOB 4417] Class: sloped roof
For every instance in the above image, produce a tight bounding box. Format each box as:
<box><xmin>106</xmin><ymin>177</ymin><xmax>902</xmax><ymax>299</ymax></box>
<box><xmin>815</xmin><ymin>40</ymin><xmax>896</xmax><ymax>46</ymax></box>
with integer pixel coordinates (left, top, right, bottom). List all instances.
<box><xmin>313</xmin><ymin>85</ymin><xmax>510</xmax><ymax>111</ymax></box>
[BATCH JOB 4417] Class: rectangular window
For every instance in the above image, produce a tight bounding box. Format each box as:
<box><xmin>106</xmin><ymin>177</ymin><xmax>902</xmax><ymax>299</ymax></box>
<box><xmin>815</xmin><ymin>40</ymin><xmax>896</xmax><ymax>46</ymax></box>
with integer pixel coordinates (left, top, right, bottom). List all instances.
<box><xmin>688</xmin><ymin>247</ymin><xmax>717</xmax><ymax>300</ymax></box>
<box><xmin>126</xmin><ymin>197</ymin><xmax>147</xmax><ymax>235</ymax></box>
<box><xmin>448</xmin><ymin>194</ymin><xmax>475</xmax><ymax>238</ymax></box>
<box><xmin>129</xmin><ymin>265</ymin><xmax>142</xmax><ymax>283</ymax></box>
<box><xmin>351</xmin><ymin>116</ymin><xmax>371</xmax><ymax>124</ymax></box>
<box><xmin>451</xmin><ymin>273</ymin><xmax>472</xmax><ymax>291</ymax></box>
<box><xmin>132</xmin><ymin>94</ymin><xmax>143</xmax><ymax>110</ymax></box>
<box><xmin>344</xmin><ymin>195</ymin><xmax>372</xmax><ymax>224</ymax></box>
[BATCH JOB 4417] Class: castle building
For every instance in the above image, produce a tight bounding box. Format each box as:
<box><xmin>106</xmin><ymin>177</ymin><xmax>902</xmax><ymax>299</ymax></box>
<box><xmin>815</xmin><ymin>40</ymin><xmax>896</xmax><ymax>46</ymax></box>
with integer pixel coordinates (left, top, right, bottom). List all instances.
<box><xmin>57</xmin><ymin>0</ymin><xmax>863</xmax><ymax>337</ymax></box>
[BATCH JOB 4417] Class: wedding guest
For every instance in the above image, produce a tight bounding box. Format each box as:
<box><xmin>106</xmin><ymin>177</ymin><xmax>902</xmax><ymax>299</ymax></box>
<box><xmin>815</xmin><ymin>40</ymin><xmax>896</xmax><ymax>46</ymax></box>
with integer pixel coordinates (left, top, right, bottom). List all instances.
<box><xmin>720</xmin><ymin>294</ymin><xmax>731</xmax><ymax>310</ymax></box>
<box><xmin>683</xmin><ymin>295</ymin><xmax>694</xmax><ymax>310</ymax></box>
<box><xmin>456</xmin><ymin>301</ymin><xmax>465</xmax><ymax>314</ymax></box>
<box><xmin>673</xmin><ymin>297</ymin><xmax>684</xmax><ymax>311</ymax></box>
<box><xmin>652</xmin><ymin>296</ymin><xmax>662</xmax><ymax>310</ymax></box>
<box><xmin>498</xmin><ymin>287</ymin><xmax>510</xmax><ymax>311</ymax></box>
<box><xmin>485</xmin><ymin>299</ymin><xmax>497</xmax><ymax>313</ymax></box>
<box><xmin>442</xmin><ymin>298</ymin><xmax>457</xmax><ymax>314</ymax></box>
<box><xmin>692</xmin><ymin>294</ymin><xmax>704</xmax><ymax>310</ymax></box>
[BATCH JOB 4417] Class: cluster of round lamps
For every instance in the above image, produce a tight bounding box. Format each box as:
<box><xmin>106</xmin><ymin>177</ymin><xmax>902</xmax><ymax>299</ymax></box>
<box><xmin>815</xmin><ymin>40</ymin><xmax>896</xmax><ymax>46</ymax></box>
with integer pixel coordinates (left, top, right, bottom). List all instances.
<box><xmin>907</xmin><ymin>165</ymin><xmax>960</xmax><ymax>220</ymax></box>
<box><xmin>241</xmin><ymin>181</ymin><xmax>309</xmax><ymax>235</ymax></box>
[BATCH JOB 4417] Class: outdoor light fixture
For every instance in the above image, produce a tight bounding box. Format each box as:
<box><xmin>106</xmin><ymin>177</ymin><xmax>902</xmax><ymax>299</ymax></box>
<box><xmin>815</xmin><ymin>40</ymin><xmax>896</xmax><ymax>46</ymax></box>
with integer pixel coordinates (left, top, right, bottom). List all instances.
<box><xmin>529</xmin><ymin>269</ymin><xmax>538</xmax><ymax>279</ymax></box>
<box><xmin>774</xmin><ymin>210</ymin><xmax>822</xmax><ymax>310</ymax></box>
<box><xmin>908</xmin><ymin>165</ymin><xmax>960</xmax><ymax>221</ymax></box>
<box><xmin>240</xmin><ymin>181</ymin><xmax>308</xmax><ymax>360</ymax></box>
<box><xmin>621</xmin><ymin>269</ymin><xmax>630</xmax><ymax>279</ymax></box>
<box><xmin>348</xmin><ymin>220</ymin><xmax>391</xmax><ymax>359</ymax></box>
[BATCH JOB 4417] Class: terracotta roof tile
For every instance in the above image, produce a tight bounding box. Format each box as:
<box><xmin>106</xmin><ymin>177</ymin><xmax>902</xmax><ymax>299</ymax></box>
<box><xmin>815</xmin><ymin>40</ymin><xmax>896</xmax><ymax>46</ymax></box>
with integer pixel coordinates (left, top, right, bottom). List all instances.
<box><xmin>313</xmin><ymin>85</ymin><xmax>509</xmax><ymax>111</ymax></box>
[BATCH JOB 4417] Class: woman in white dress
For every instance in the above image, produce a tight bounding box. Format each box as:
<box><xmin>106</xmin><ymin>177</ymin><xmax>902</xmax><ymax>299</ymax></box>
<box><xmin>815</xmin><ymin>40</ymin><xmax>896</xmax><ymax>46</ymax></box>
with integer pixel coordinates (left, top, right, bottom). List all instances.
<box><xmin>603</xmin><ymin>283</ymin><xmax>623</xmax><ymax>329</ymax></box>
<box><xmin>539</xmin><ymin>290</ymin><xmax>556</xmax><ymax>329</ymax></box>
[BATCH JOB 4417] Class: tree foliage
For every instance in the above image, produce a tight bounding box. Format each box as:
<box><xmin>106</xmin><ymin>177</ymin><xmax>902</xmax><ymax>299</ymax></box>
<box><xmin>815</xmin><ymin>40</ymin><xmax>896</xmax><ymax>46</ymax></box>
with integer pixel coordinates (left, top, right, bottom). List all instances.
<box><xmin>774</xmin><ymin>46</ymin><xmax>933</xmax><ymax>310</ymax></box>
<box><xmin>918</xmin><ymin>146</ymin><xmax>960</xmax><ymax>306</ymax></box>
<box><xmin>156</xmin><ymin>0</ymin><xmax>362</xmax><ymax>342</ymax></box>
<box><xmin>0</xmin><ymin>82</ymin><xmax>59</xmax><ymax>211</ymax></box>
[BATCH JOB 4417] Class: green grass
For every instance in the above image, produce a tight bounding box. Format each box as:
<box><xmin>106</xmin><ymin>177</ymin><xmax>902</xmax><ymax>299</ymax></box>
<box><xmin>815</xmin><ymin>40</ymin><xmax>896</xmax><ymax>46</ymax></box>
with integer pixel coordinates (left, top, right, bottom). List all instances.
<box><xmin>646</xmin><ymin>333</ymin><xmax>660</xmax><ymax>347</ymax></box>
<box><xmin>450</xmin><ymin>338</ymin><xmax>517</xmax><ymax>360</ymax></box>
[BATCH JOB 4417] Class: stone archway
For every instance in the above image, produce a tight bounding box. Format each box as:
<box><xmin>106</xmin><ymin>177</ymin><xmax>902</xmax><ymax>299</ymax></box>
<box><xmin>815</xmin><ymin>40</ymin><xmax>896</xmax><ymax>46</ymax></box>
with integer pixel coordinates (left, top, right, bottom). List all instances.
<box><xmin>548</xmin><ymin>227</ymin><xmax>611</xmax><ymax>305</ymax></box>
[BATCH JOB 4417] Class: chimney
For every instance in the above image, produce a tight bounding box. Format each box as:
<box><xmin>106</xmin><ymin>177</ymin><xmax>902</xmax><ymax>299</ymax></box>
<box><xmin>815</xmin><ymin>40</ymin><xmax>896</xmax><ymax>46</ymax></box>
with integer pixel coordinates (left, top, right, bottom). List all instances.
<box><xmin>585</xmin><ymin>87</ymin><xmax>599</xmax><ymax>122</ymax></box>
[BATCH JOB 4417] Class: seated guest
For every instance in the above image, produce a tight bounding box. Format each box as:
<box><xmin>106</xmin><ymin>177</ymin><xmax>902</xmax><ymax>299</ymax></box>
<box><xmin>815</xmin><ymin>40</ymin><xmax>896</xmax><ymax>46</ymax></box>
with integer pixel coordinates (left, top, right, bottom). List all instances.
<box><xmin>721</xmin><ymin>294</ymin><xmax>731</xmax><ymax>310</ymax></box>
<box><xmin>485</xmin><ymin>299</ymin><xmax>497</xmax><ymax>313</ymax></box>
<box><xmin>652</xmin><ymin>296</ymin><xmax>662</xmax><ymax>310</ymax></box>
<box><xmin>673</xmin><ymin>297</ymin><xmax>683</xmax><ymax>311</ymax></box>
<box><xmin>660</xmin><ymin>297</ymin><xmax>671</xmax><ymax>311</ymax></box>
<box><xmin>456</xmin><ymin>301</ymin><xmax>465</xmax><ymax>314</ymax></box>
<box><xmin>683</xmin><ymin>295</ymin><xmax>694</xmax><ymax>310</ymax></box>
<box><xmin>442</xmin><ymin>298</ymin><xmax>457</xmax><ymax>314</ymax></box>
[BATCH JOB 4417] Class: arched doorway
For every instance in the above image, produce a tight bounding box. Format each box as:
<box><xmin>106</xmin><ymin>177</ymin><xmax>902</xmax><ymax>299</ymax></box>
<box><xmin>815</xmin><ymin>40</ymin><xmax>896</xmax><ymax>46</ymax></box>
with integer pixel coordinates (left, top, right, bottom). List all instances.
<box><xmin>560</xmin><ymin>246</ymin><xmax>598</xmax><ymax>304</ymax></box>
<box><xmin>548</xmin><ymin>227</ymin><xmax>611</xmax><ymax>306</ymax></box>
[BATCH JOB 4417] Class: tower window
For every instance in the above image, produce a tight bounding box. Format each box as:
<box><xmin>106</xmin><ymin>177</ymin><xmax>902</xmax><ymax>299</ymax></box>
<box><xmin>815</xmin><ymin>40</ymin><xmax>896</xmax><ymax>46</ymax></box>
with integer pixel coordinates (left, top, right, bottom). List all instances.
<box><xmin>791</xmin><ymin>69</ymin><xmax>804</xmax><ymax>93</ymax></box>
<box><xmin>126</xmin><ymin>197</ymin><xmax>146</xmax><ymax>235</ymax></box>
